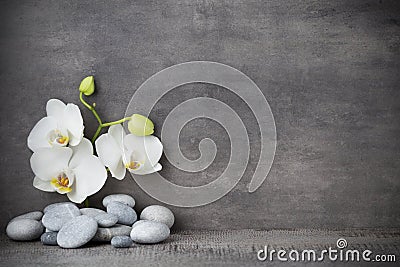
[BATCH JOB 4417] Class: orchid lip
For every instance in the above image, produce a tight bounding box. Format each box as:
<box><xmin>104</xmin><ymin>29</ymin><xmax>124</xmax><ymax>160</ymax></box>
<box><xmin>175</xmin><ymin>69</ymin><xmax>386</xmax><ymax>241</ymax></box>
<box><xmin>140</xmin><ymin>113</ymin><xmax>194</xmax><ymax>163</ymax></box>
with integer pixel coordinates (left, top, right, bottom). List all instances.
<box><xmin>50</xmin><ymin>170</ymin><xmax>74</xmax><ymax>194</ymax></box>
<box><xmin>125</xmin><ymin>161</ymin><xmax>143</xmax><ymax>171</ymax></box>
<box><xmin>47</xmin><ymin>129</ymin><xmax>69</xmax><ymax>147</ymax></box>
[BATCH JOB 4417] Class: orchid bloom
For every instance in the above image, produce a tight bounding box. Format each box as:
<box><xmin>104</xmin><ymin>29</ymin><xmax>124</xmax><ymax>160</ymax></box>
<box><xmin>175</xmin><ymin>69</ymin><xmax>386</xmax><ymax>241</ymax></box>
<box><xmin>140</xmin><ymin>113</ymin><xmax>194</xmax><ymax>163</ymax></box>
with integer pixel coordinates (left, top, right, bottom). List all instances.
<box><xmin>31</xmin><ymin>138</ymin><xmax>107</xmax><ymax>203</ymax></box>
<box><xmin>27</xmin><ymin>99</ymin><xmax>84</xmax><ymax>152</ymax></box>
<box><xmin>95</xmin><ymin>124</ymin><xmax>163</xmax><ymax>179</ymax></box>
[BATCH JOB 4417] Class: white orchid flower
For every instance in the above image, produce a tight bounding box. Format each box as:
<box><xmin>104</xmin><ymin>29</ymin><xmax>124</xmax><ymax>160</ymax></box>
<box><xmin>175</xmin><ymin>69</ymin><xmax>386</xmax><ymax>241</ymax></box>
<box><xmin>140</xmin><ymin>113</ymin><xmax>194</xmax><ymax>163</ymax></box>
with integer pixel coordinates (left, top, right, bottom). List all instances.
<box><xmin>95</xmin><ymin>124</ymin><xmax>163</xmax><ymax>180</ymax></box>
<box><xmin>27</xmin><ymin>99</ymin><xmax>84</xmax><ymax>152</ymax></box>
<box><xmin>31</xmin><ymin>138</ymin><xmax>107</xmax><ymax>203</ymax></box>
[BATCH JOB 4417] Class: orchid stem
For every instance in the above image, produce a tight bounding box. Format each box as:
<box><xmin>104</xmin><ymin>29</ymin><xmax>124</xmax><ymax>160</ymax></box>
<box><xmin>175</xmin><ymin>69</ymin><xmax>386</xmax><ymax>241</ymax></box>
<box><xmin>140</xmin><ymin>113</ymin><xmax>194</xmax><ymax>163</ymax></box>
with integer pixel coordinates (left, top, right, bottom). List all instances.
<box><xmin>91</xmin><ymin>125</ymin><xmax>103</xmax><ymax>143</ymax></box>
<box><xmin>84</xmin><ymin>198</ymin><xmax>89</xmax><ymax>208</ymax></box>
<box><xmin>79</xmin><ymin>92</ymin><xmax>102</xmax><ymax>126</ymax></box>
<box><xmin>102</xmin><ymin>117</ymin><xmax>131</xmax><ymax>127</ymax></box>
<box><xmin>79</xmin><ymin>92</ymin><xmax>131</xmax><ymax>208</ymax></box>
<box><xmin>80</xmin><ymin>92</ymin><xmax>130</xmax><ymax>143</ymax></box>
<box><xmin>90</xmin><ymin>117</ymin><xmax>131</xmax><ymax>143</ymax></box>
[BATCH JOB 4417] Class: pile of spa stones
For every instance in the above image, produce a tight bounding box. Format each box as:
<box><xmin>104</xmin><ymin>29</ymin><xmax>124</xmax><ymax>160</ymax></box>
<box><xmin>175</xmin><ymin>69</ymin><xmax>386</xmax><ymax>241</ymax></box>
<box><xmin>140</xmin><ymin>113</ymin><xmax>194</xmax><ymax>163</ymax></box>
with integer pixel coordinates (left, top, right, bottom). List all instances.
<box><xmin>6</xmin><ymin>194</ymin><xmax>174</xmax><ymax>248</ymax></box>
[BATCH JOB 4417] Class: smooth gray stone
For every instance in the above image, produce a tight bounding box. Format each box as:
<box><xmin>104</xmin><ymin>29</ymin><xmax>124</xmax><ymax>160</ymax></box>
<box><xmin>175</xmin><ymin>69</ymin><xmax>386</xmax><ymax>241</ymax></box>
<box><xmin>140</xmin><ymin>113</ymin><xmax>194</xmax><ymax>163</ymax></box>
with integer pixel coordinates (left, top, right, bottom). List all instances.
<box><xmin>6</xmin><ymin>219</ymin><xmax>44</xmax><ymax>241</ymax></box>
<box><xmin>80</xmin><ymin>208</ymin><xmax>106</xmax><ymax>217</ymax></box>
<box><xmin>43</xmin><ymin>202</ymin><xmax>77</xmax><ymax>213</ymax></box>
<box><xmin>140</xmin><ymin>205</ymin><xmax>175</xmax><ymax>228</ymax></box>
<box><xmin>57</xmin><ymin>215</ymin><xmax>98</xmax><ymax>249</ymax></box>
<box><xmin>40</xmin><ymin>232</ymin><xmax>58</xmax><ymax>246</ymax></box>
<box><xmin>92</xmin><ymin>225</ymin><xmax>132</xmax><ymax>242</ymax></box>
<box><xmin>42</xmin><ymin>204</ymin><xmax>81</xmax><ymax>231</ymax></box>
<box><xmin>130</xmin><ymin>220</ymin><xmax>170</xmax><ymax>244</ymax></box>
<box><xmin>10</xmin><ymin>211</ymin><xmax>43</xmax><ymax>223</ymax></box>
<box><xmin>95</xmin><ymin>213</ymin><xmax>118</xmax><ymax>227</ymax></box>
<box><xmin>111</xmin><ymin>236</ymin><xmax>133</xmax><ymax>248</ymax></box>
<box><xmin>102</xmin><ymin>194</ymin><xmax>135</xmax><ymax>208</ymax></box>
<box><xmin>107</xmin><ymin>201</ymin><xmax>137</xmax><ymax>225</ymax></box>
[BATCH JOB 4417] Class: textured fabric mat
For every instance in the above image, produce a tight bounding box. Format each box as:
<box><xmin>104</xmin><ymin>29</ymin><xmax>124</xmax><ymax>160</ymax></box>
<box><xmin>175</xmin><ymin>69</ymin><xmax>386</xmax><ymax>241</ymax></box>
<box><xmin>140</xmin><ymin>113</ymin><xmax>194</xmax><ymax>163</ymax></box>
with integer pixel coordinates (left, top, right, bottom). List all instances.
<box><xmin>1</xmin><ymin>229</ymin><xmax>399</xmax><ymax>266</ymax></box>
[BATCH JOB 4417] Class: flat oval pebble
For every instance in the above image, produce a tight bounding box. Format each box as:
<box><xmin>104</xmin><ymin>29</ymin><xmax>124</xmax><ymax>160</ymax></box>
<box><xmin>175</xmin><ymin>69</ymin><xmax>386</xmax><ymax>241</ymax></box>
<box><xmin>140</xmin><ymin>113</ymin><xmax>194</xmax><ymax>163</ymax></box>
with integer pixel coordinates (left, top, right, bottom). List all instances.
<box><xmin>111</xmin><ymin>236</ymin><xmax>133</xmax><ymax>248</ymax></box>
<box><xmin>103</xmin><ymin>194</ymin><xmax>135</xmax><ymax>208</ymax></box>
<box><xmin>57</xmin><ymin>215</ymin><xmax>98</xmax><ymax>248</ymax></box>
<box><xmin>41</xmin><ymin>232</ymin><xmax>58</xmax><ymax>246</ymax></box>
<box><xmin>44</xmin><ymin>202</ymin><xmax>77</xmax><ymax>213</ymax></box>
<box><xmin>42</xmin><ymin>204</ymin><xmax>81</xmax><ymax>231</ymax></box>
<box><xmin>140</xmin><ymin>205</ymin><xmax>175</xmax><ymax>228</ymax></box>
<box><xmin>80</xmin><ymin>208</ymin><xmax>106</xmax><ymax>217</ymax></box>
<box><xmin>10</xmin><ymin>211</ymin><xmax>43</xmax><ymax>223</ymax></box>
<box><xmin>107</xmin><ymin>201</ymin><xmax>137</xmax><ymax>225</ymax></box>
<box><xmin>6</xmin><ymin>219</ymin><xmax>44</xmax><ymax>241</ymax></box>
<box><xmin>130</xmin><ymin>220</ymin><xmax>170</xmax><ymax>244</ymax></box>
<box><xmin>95</xmin><ymin>213</ymin><xmax>118</xmax><ymax>227</ymax></box>
<box><xmin>92</xmin><ymin>225</ymin><xmax>132</xmax><ymax>242</ymax></box>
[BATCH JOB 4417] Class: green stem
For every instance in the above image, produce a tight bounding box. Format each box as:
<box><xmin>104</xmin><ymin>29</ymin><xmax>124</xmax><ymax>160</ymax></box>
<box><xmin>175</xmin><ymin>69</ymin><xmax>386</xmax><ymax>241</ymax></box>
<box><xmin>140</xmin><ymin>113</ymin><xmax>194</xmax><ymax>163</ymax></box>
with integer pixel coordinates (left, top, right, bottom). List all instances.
<box><xmin>102</xmin><ymin>117</ymin><xmax>131</xmax><ymax>127</ymax></box>
<box><xmin>90</xmin><ymin>117</ymin><xmax>131</xmax><ymax>143</ymax></box>
<box><xmin>91</xmin><ymin>125</ymin><xmax>103</xmax><ymax>143</ymax></box>
<box><xmin>84</xmin><ymin>198</ymin><xmax>89</xmax><ymax>208</ymax></box>
<box><xmin>79</xmin><ymin>92</ymin><xmax>131</xmax><ymax>207</ymax></box>
<box><xmin>79</xmin><ymin>92</ymin><xmax>102</xmax><ymax>126</ymax></box>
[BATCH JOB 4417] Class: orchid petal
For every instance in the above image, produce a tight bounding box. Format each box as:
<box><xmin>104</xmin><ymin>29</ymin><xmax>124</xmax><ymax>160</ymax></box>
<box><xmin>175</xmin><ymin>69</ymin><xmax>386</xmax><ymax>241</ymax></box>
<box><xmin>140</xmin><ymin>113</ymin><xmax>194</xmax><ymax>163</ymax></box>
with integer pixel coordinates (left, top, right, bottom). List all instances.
<box><xmin>68</xmin><ymin>155</ymin><xmax>107</xmax><ymax>203</ymax></box>
<box><xmin>63</xmin><ymin>103</ymin><xmax>84</xmax><ymax>146</ymax></box>
<box><xmin>69</xmin><ymin>138</ymin><xmax>93</xmax><ymax>169</ymax></box>
<box><xmin>95</xmin><ymin>133</ymin><xmax>125</xmax><ymax>179</ymax></box>
<box><xmin>67</xmin><ymin>189</ymin><xmax>86</xmax><ymax>203</ymax></box>
<box><xmin>110</xmin><ymin>161</ymin><xmax>126</xmax><ymax>180</ymax></box>
<box><xmin>46</xmin><ymin>99</ymin><xmax>66</xmax><ymax>122</ymax></box>
<box><xmin>33</xmin><ymin>176</ymin><xmax>56</xmax><ymax>192</ymax></box>
<box><xmin>130</xmin><ymin>163</ymin><xmax>162</xmax><ymax>175</ymax></box>
<box><xmin>27</xmin><ymin>117</ymin><xmax>58</xmax><ymax>151</ymax></box>
<box><xmin>123</xmin><ymin>134</ymin><xmax>163</xmax><ymax>168</ymax></box>
<box><xmin>109</xmin><ymin>124</ymin><xmax>125</xmax><ymax>151</ymax></box>
<box><xmin>30</xmin><ymin>147</ymin><xmax>72</xmax><ymax>181</ymax></box>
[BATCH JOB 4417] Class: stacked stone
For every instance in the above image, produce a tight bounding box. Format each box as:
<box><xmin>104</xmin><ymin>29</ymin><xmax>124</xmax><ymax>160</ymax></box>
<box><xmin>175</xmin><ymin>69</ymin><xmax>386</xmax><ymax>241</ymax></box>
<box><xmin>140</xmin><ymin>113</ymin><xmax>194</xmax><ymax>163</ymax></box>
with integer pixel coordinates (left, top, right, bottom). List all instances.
<box><xmin>6</xmin><ymin>194</ymin><xmax>174</xmax><ymax>249</ymax></box>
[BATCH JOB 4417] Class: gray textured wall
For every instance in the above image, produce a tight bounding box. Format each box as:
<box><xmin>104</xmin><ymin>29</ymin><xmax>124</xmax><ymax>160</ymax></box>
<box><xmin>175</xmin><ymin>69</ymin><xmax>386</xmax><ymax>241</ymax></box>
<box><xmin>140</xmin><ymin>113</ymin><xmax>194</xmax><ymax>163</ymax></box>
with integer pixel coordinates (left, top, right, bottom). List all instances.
<box><xmin>0</xmin><ymin>0</ymin><xmax>399</xmax><ymax>231</ymax></box>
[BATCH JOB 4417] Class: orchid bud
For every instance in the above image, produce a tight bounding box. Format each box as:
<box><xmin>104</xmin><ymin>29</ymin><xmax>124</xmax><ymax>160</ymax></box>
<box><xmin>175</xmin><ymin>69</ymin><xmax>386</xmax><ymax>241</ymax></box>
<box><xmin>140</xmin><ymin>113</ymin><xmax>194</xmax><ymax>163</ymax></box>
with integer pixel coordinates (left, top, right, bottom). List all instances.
<box><xmin>79</xmin><ymin>76</ymin><xmax>95</xmax><ymax>96</ymax></box>
<box><xmin>128</xmin><ymin>114</ymin><xmax>154</xmax><ymax>136</ymax></box>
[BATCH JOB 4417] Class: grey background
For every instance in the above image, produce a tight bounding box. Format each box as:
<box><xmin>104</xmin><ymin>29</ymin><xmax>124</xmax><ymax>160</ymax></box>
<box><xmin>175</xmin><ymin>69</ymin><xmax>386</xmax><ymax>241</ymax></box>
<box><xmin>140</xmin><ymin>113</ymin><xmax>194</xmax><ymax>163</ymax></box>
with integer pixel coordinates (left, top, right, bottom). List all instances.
<box><xmin>0</xmin><ymin>0</ymin><xmax>399</xmax><ymax>231</ymax></box>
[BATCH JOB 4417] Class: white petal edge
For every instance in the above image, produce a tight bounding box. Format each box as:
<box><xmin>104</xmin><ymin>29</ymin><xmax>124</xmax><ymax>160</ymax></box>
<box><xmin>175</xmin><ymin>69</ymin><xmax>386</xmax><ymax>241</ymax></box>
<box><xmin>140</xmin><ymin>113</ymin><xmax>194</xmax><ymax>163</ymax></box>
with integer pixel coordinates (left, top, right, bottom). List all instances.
<box><xmin>108</xmin><ymin>124</ymin><xmax>125</xmax><ymax>151</ymax></box>
<box><xmin>46</xmin><ymin>99</ymin><xmax>66</xmax><ymax>122</ymax></box>
<box><xmin>63</xmin><ymin>103</ymin><xmax>84</xmax><ymax>143</ymax></box>
<box><xmin>124</xmin><ymin>134</ymin><xmax>163</xmax><ymax>168</ymax></box>
<box><xmin>68</xmin><ymin>131</ymin><xmax>84</xmax><ymax>147</ymax></box>
<box><xmin>68</xmin><ymin>155</ymin><xmax>107</xmax><ymax>203</ymax></box>
<box><xmin>130</xmin><ymin>163</ymin><xmax>162</xmax><ymax>175</ymax></box>
<box><xmin>109</xmin><ymin>160</ymin><xmax>126</xmax><ymax>180</ymax></box>
<box><xmin>67</xmin><ymin>189</ymin><xmax>86</xmax><ymax>204</ymax></box>
<box><xmin>95</xmin><ymin>133</ymin><xmax>124</xmax><ymax>179</ymax></box>
<box><xmin>30</xmin><ymin>147</ymin><xmax>72</xmax><ymax>181</ymax></box>
<box><xmin>69</xmin><ymin>138</ymin><xmax>93</xmax><ymax>169</ymax></box>
<box><xmin>33</xmin><ymin>176</ymin><xmax>56</xmax><ymax>192</ymax></box>
<box><xmin>27</xmin><ymin>117</ymin><xmax>57</xmax><ymax>151</ymax></box>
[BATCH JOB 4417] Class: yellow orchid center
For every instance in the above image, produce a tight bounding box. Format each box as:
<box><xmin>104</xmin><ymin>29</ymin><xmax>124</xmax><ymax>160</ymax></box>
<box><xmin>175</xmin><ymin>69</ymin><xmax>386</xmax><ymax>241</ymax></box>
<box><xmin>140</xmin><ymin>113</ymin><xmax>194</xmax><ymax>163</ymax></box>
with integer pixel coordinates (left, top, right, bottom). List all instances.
<box><xmin>125</xmin><ymin>161</ymin><xmax>142</xmax><ymax>171</ymax></box>
<box><xmin>50</xmin><ymin>172</ymin><xmax>72</xmax><ymax>193</ymax></box>
<box><xmin>48</xmin><ymin>130</ymin><xmax>69</xmax><ymax>147</ymax></box>
<box><xmin>57</xmin><ymin>136</ymin><xmax>68</xmax><ymax>144</ymax></box>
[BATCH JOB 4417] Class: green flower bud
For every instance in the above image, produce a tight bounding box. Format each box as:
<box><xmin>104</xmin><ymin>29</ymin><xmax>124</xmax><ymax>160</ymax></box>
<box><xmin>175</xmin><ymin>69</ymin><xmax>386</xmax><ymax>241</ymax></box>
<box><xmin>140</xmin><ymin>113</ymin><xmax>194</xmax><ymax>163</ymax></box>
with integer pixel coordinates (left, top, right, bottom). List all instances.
<box><xmin>79</xmin><ymin>76</ymin><xmax>95</xmax><ymax>96</ymax></box>
<box><xmin>128</xmin><ymin>114</ymin><xmax>154</xmax><ymax>136</ymax></box>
